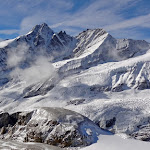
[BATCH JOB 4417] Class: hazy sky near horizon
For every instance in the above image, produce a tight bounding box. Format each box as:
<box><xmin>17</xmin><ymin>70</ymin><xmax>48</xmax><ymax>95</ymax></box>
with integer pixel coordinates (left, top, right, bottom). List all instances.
<box><xmin>0</xmin><ymin>0</ymin><xmax>150</xmax><ymax>41</ymax></box>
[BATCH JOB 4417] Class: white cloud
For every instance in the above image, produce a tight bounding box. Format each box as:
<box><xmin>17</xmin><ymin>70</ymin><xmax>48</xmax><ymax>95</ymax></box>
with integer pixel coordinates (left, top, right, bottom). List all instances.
<box><xmin>19</xmin><ymin>0</ymin><xmax>73</xmax><ymax>34</ymax></box>
<box><xmin>6</xmin><ymin>40</ymin><xmax>57</xmax><ymax>85</ymax></box>
<box><xmin>145</xmin><ymin>38</ymin><xmax>150</xmax><ymax>42</ymax></box>
<box><xmin>20</xmin><ymin>0</ymin><xmax>139</xmax><ymax>35</ymax></box>
<box><xmin>7</xmin><ymin>43</ymin><xmax>29</xmax><ymax>67</ymax></box>
<box><xmin>0</xmin><ymin>29</ymin><xmax>19</xmax><ymax>35</ymax></box>
<box><xmin>49</xmin><ymin>0</ymin><xmax>140</xmax><ymax>29</ymax></box>
<box><xmin>49</xmin><ymin>22</ymin><xmax>65</xmax><ymax>29</ymax></box>
<box><xmin>10</xmin><ymin>56</ymin><xmax>56</xmax><ymax>85</ymax></box>
<box><xmin>9</xmin><ymin>50</ymin><xmax>57</xmax><ymax>86</ymax></box>
<box><xmin>104</xmin><ymin>14</ymin><xmax>150</xmax><ymax>31</ymax></box>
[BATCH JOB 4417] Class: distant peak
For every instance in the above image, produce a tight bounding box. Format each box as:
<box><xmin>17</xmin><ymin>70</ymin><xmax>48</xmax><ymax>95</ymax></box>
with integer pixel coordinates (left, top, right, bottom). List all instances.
<box><xmin>31</xmin><ymin>24</ymin><xmax>41</xmax><ymax>32</ymax></box>
<box><xmin>40</xmin><ymin>23</ymin><xmax>52</xmax><ymax>31</ymax></box>
<box><xmin>25</xmin><ymin>23</ymin><xmax>54</xmax><ymax>44</ymax></box>
<box><xmin>31</xmin><ymin>23</ymin><xmax>53</xmax><ymax>33</ymax></box>
<box><xmin>41</xmin><ymin>23</ymin><xmax>49</xmax><ymax>27</ymax></box>
<box><xmin>58</xmin><ymin>31</ymin><xmax>67</xmax><ymax>36</ymax></box>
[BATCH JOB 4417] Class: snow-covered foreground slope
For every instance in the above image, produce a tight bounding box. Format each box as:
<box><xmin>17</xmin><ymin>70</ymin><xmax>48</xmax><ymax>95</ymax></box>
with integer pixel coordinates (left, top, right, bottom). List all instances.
<box><xmin>82</xmin><ymin>134</ymin><xmax>150</xmax><ymax>150</ymax></box>
<box><xmin>1</xmin><ymin>134</ymin><xmax>150</xmax><ymax>150</ymax></box>
<box><xmin>0</xmin><ymin>139</ymin><xmax>61</xmax><ymax>150</ymax></box>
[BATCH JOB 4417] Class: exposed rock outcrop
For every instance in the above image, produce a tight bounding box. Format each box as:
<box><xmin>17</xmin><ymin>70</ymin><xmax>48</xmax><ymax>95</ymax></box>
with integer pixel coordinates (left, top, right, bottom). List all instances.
<box><xmin>0</xmin><ymin>107</ymin><xmax>109</xmax><ymax>148</ymax></box>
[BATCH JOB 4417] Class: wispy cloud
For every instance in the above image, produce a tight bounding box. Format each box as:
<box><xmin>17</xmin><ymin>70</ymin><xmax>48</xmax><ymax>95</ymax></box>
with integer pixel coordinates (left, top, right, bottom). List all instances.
<box><xmin>10</xmin><ymin>56</ymin><xmax>56</xmax><ymax>85</ymax></box>
<box><xmin>7</xmin><ymin>41</ymin><xmax>57</xmax><ymax>85</ymax></box>
<box><xmin>0</xmin><ymin>29</ymin><xmax>19</xmax><ymax>35</ymax></box>
<box><xmin>104</xmin><ymin>14</ymin><xmax>150</xmax><ymax>31</ymax></box>
<box><xmin>19</xmin><ymin>0</ymin><xmax>73</xmax><ymax>34</ymax></box>
<box><xmin>19</xmin><ymin>0</ymin><xmax>138</xmax><ymax>34</ymax></box>
<box><xmin>7</xmin><ymin>43</ymin><xmax>29</xmax><ymax>68</ymax></box>
<box><xmin>53</xmin><ymin>0</ymin><xmax>140</xmax><ymax>27</ymax></box>
<box><xmin>0</xmin><ymin>0</ymin><xmax>150</xmax><ymax>40</ymax></box>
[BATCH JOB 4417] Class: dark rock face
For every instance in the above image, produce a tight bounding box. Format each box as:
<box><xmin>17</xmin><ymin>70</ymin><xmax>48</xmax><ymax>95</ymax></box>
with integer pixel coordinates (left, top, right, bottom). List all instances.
<box><xmin>67</xmin><ymin>99</ymin><xmax>85</xmax><ymax>105</ymax></box>
<box><xmin>111</xmin><ymin>84</ymin><xmax>124</xmax><ymax>92</ymax></box>
<box><xmin>0</xmin><ymin>112</ymin><xmax>20</xmax><ymax>128</ymax></box>
<box><xmin>90</xmin><ymin>85</ymin><xmax>111</xmax><ymax>92</ymax></box>
<box><xmin>22</xmin><ymin>76</ymin><xmax>57</xmax><ymax>98</ymax></box>
<box><xmin>23</xmin><ymin>84</ymin><xmax>55</xmax><ymax>98</ymax></box>
<box><xmin>106</xmin><ymin>117</ymin><xmax>116</xmax><ymax>128</ymax></box>
<box><xmin>0</xmin><ymin>107</ymin><xmax>107</xmax><ymax>148</ymax></box>
<box><xmin>0</xmin><ymin>113</ymin><xmax>10</xmax><ymax>128</ymax></box>
<box><xmin>130</xmin><ymin>124</ymin><xmax>150</xmax><ymax>141</ymax></box>
<box><xmin>136</xmin><ymin>80</ymin><xmax>150</xmax><ymax>90</ymax></box>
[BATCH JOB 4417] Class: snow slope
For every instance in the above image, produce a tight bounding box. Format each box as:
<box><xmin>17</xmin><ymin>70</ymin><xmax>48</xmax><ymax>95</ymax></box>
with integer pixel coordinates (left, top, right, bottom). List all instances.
<box><xmin>0</xmin><ymin>39</ymin><xmax>15</xmax><ymax>48</ymax></box>
<box><xmin>1</xmin><ymin>134</ymin><xmax>150</xmax><ymax>150</ymax></box>
<box><xmin>82</xmin><ymin>134</ymin><xmax>150</xmax><ymax>150</ymax></box>
<box><xmin>1</xmin><ymin>51</ymin><xmax>150</xmax><ymax>141</ymax></box>
<box><xmin>0</xmin><ymin>139</ymin><xmax>61</xmax><ymax>150</ymax></box>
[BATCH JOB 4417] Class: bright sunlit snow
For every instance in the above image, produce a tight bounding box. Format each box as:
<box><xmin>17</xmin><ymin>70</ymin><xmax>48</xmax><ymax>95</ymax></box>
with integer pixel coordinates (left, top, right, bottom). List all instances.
<box><xmin>81</xmin><ymin>134</ymin><xmax>150</xmax><ymax>150</ymax></box>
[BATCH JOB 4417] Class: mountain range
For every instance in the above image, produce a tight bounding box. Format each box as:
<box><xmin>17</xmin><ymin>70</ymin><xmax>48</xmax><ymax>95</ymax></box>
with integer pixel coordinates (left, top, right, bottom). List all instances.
<box><xmin>0</xmin><ymin>23</ymin><xmax>150</xmax><ymax>148</ymax></box>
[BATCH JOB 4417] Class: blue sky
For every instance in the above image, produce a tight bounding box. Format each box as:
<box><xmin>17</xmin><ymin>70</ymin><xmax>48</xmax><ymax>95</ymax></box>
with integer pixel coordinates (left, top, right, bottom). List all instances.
<box><xmin>0</xmin><ymin>0</ymin><xmax>150</xmax><ymax>41</ymax></box>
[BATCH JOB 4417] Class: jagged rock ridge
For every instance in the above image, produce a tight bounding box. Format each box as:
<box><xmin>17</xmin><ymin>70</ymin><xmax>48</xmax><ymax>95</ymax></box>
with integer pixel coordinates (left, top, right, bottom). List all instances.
<box><xmin>0</xmin><ymin>23</ymin><xmax>150</xmax><ymax>92</ymax></box>
<box><xmin>0</xmin><ymin>107</ymin><xmax>109</xmax><ymax>148</ymax></box>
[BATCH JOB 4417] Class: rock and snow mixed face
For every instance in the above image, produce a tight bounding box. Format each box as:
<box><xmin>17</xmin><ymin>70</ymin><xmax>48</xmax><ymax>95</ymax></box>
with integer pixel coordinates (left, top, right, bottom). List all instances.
<box><xmin>0</xmin><ymin>107</ymin><xmax>110</xmax><ymax>148</ymax></box>
<box><xmin>0</xmin><ymin>23</ymin><xmax>150</xmax><ymax>89</ymax></box>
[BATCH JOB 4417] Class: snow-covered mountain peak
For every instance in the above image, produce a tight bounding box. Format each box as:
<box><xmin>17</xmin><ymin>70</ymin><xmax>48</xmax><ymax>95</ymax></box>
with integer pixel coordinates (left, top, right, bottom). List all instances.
<box><xmin>25</xmin><ymin>23</ymin><xmax>54</xmax><ymax>46</ymax></box>
<box><xmin>76</xmin><ymin>28</ymin><xmax>108</xmax><ymax>45</ymax></box>
<box><xmin>0</xmin><ymin>24</ymin><xmax>150</xmax><ymax>88</ymax></box>
<box><xmin>72</xmin><ymin>28</ymin><xmax>108</xmax><ymax>57</ymax></box>
<box><xmin>30</xmin><ymin>23</ymin><xmax>54</xmax><ymax>35</ymax></box>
